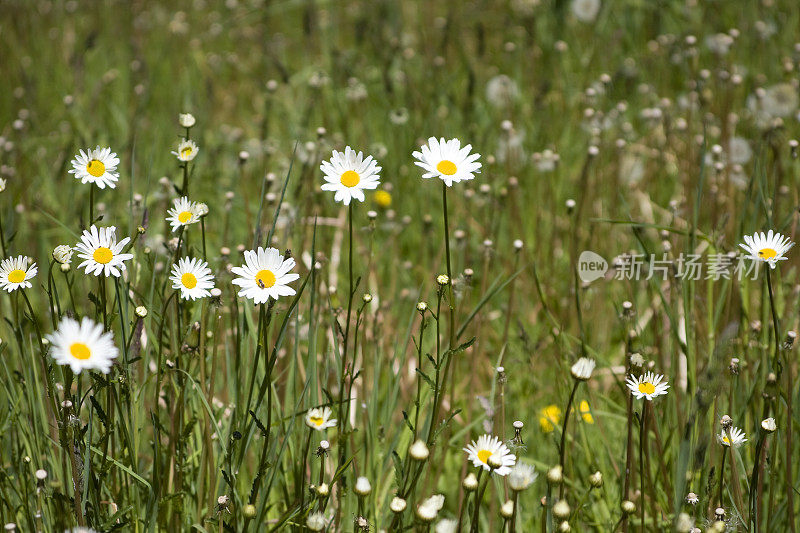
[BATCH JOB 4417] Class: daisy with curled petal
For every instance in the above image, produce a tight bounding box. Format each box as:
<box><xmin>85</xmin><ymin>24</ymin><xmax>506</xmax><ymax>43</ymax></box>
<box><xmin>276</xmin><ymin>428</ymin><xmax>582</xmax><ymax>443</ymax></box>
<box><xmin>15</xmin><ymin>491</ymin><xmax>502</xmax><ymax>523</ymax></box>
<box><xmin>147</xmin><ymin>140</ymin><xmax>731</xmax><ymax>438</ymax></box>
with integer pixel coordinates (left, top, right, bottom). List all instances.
<box><xmin>0</xmin><ymin>255</ymin><xmax>37</xmax><ymax>292</ymax></box>
<box><xmin>45</xmin><ymin>317</ymin><xmax>118</xmax><ymax>374</ymax></box>
<box><xmin>74</xmin><ymin>225</ymin><xmax>134</xmax><ymax>278</ymax></box>
<box><xmin>172</xmin><ymin>139</ymin><xmax>199</xmax><ymax>162</ymax></box>
<box><xmin>739</xmin><ymin>230</ymin><xmax>793</xmax><ymax>269</ymax></box>
<box><xmin>68</xmin><ymin>146</ymin><xmax>120</xmax><ymax>189</ymax></box>
<box><xmin>463</xmin><ymin>434</ymin><xmax>516</xmax><ymax>476</ymax></box>
<box><xmin>170</xmin><ymin>257</ymin><xmax>215</xmax><ymax>300</ymax></box>
<box><xmin>231</xmin><ymin>246</ymin><xmax>299</xmax><ymax>304</ymax></box>
<box><xmin>320</xmin><ymin>146</ymin><xmax>382</xmax><ymax>205</ymax></box>
<box><xmin>625</xmin><ymin>372</ymin><xmax>670</xmax><ymax>401</ymax></box>
<box><xmin>166</xmin><ymin>196</ymin><xmax>201</xmax><ymax>232</ymax></box>
<box><xmin>412</xmin><ymin>137</ymin><xmax>482</xmax><ymax>187</ymax></box>
<box><xmin>718</xmin><ymin>426</ymin><xmax>747</xmax><ymax>448</ymax></box>
<box><xmin>305</xmin><ymin>406</ymin><xmax>337</xmax><ymax>430</ymax></box>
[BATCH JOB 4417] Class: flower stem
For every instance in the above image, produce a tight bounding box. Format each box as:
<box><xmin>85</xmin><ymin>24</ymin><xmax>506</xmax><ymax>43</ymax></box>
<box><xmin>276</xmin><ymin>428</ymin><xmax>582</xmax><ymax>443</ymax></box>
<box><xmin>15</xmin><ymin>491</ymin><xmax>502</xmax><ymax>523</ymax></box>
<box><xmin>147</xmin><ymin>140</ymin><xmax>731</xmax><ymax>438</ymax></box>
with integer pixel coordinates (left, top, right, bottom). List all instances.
<box><xmin>559</xmin><ymin>380</ymin><xmax>580</xmax><ymax>499</ymax></box>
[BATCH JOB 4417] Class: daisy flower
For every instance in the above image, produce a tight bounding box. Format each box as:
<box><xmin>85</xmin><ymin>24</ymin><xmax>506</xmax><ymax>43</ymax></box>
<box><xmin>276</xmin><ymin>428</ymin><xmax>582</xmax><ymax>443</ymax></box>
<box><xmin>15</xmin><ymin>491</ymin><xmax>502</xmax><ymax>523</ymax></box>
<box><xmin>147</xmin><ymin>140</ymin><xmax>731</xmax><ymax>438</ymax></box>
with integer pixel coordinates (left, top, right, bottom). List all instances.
<box><xmin>0</xmin><ymin>255</ymin><xmax>37</xmax><ymax>292</ymax></box>
<box><xmin>320</xmin><ymin>146</ymin><xmax>382</xmax><ymax>205</ymax></box>
<box><xmin>305</xmin><ymin>406</ymin><xmax>337</xmax><ymax>431</ymax></box>
<box><xmin>625</xmin><ymin>372</ymin><xmax>670</xmax><ymax>400</ymax></box>
<box><xmin>170</xmin><ymin>257</ymin><xmax>214</xmax><ymax>300</ymax></box>
<box><xmin>718</xmin><ymin>426</ymin><xmax>747</xmax><ymax>448</ymax></box>
<box><xmin>68</xmin><ymin>146</ymin><xmax>120</xmax><ymax>189</ymax></box>
<box><xmin>45</xmin><ymin>317</ymin><xmax>118</xmax><ymax>374</ymax></box>
<box><xmin>74</xmin><ymin>225</ymin><xmax>134</xmax><ymax>278</ymax></box>
<box><xmin>172</xmin><ymin>139</ymin><xmax>199</xmax><ymax>162</ymax></box>
<box><xmin>166</xmin><ymin>196</ymin><xmax>201</xmax><ymax>232</ymax></box>
<box><xmin>412</xmin><ymin>137</ymin><xmax>481</xmax><ymax>187</ymax></box>
<box><xmin>463</xmin><ymin>434</ymin><xmax>516</xmax><ymax>475</ymax></box>
<box><xmin>231</xmin><ymin>246</ymin><xmax>299</xmax><ymax>304</ymax></box>
<box><xmin>739</xmin><ymin>230</ymin><xmax>793</xmax><ymax>269</ymax></box>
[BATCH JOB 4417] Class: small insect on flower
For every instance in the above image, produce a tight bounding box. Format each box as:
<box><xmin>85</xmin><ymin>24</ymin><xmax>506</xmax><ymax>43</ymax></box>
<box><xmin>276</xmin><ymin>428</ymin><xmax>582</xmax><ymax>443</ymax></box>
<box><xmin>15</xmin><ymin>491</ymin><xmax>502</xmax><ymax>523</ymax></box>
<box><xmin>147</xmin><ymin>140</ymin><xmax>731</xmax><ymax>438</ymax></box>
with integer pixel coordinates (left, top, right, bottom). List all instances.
<box><xmin>305</xmin><ymin>406</ymin><xmax>337</xmax><ymax>431</ymax></box>
<box><xmin>0</xmin><ymin>255</ymin><xmax>37</xmax><ymax>292</ymax></box>
<box><xmin>739</xmin><ymin>230</ymin><xmax>793</xmax><ymax>269</ymax></box>
<box><xmin>166</xmin><ymin>196</ymin><xmax>202</xmax><ymax>232</ymax></box>
<box><xmin>69</xmin><ymin>146</ymin><xmax>120</xmax><ymax>189</ymax></box>
<box><xmin>539</xmin><ymin>404</ymin><xmax>562</xmax><ymax>433</ymax></box>
<box><xmin>170</xmin><ymin>257</ymin><xmax>215</xmax><ymax>300</ymax></box>
<box><xmin>231</xmin><ymin>246</ymin><xmax>299</xmax><ymax>304</ymax></box>
<box><xmin>463</xmin><ymin>434</ymin><xmax>516</xmax><ymax>475</ymax></box>
<box><xmin>625</xmin><ymin>371</ymin><xmax>670</xmax><ymax>401</ymax></box>
<box><xmin>172</xmin><ymin>139</ymin><xmax>199</xmax><ymax>162</ymax></box>
<box><xmin>45</xmin><ymin>317</ymin><xmax>118</xmax><ymax>374</ymax></box>
<box><xmin>412</xmin><ymin>137</ymin><xmax>482</xmax><ymax>187</ymax></box>
<box><xmin>320</xmin><ymin>146</ymin><xmax>382</xmax><ymax>205</ymax></box>
<box><xmin>74</xmin><ymin>225</ymin><xmax>134</xmax><ymax>278</ymax></box>
<box><xmin>718</xmin><ymin>426</ymin><xmax>747</xmax><ymax>448</ymax></box>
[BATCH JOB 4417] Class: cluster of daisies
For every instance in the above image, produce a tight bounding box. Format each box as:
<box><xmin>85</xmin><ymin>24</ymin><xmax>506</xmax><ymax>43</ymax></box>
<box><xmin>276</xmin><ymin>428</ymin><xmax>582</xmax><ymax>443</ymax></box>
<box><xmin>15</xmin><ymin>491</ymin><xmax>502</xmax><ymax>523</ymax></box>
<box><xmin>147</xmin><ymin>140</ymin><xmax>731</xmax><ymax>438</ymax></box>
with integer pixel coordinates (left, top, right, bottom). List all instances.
<box><xmin>0</xmin><ymin>133</ymin><xmax>485</xmax><ymax>389</ymax></box>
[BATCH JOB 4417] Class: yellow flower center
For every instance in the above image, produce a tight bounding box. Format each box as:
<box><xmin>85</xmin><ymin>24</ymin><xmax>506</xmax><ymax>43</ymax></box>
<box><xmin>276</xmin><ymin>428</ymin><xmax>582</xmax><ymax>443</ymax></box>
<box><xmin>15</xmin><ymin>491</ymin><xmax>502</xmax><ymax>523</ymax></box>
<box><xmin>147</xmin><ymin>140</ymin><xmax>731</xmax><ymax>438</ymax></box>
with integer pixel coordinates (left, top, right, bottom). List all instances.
<box><xmin>638</xmin><ymin>382</ymin><xmax>656</xmax><ymax>395</ymax></box>
<box><xmin>86</xmin><ymin>159</ymin><xmax>105</xmax><ymax>177</ymax></box>
<box><xmin>310</xmin><ymin>416</ymin><xmax>324</xmax><ymax>427</ymax></box>
<box><xmin>70</xmin><ymin>342</ymin><xmax>91</xmax><ymax>360</ymax></box>
<box><xmin>178</xmin><ymin>211</ymin><xmax>193</xmax><ymax>224</ymax></box>
<box><xmin>722</xmin><ymin>436</ymin><xmax>730</xmax><ymax>445</ymax></box>
<box><xmin>181</xmin><ymin>272</ymin><xmax>197</xmax><ymax>289</ymax></box>
<box><xmin>93</xmin><ymin>247</ymin><xmax>113</xmax><ymax>264</ymax></box>
<box><xmin>7</xmin><ymin>269</ymin><xmax>26</xmax><ymax>283</ymax></box>
<box><xmin>340</xmin><ymin>170</ymin><xmax>360</xmax><ymax>187</ymax></box>
<box><xmin>436</xmin><ymin>160</ymin><xmax>457</xmax><ymax>175</ymax></box>
<box><xmin>477</xmin><ymin>449</ymin><xmax>492</xmax><ymax>464</ymax></box>
<box><xmin>758</xmin><ymin>248</ymin><xmax>777</xmax><ymax>259</ymax></box>
<box><xmin>255</xmin><ymin>269</ymin><xmax>276</xmax><ymax>289</ymax></box>
<box><xmin>181</xmin><ymin>147</ymin><xmax>193</xmax><ymax>158</ymax></box>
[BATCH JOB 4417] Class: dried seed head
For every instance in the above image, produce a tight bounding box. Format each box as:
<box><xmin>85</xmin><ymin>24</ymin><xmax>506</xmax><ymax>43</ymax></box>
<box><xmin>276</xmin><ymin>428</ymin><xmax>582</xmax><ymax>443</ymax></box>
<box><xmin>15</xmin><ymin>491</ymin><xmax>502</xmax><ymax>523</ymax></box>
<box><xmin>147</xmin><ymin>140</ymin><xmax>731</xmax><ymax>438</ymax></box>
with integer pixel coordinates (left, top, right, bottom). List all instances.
<box><xmin>547</xmin><ymin>465</ymin><xmax>563</xmax><ymax>484</ymax></box>
<box><xmin>553</xmin><ymin>500</ymin><xmax>571</xmax><ymax>519</ymax></box>
<box><xmin>463</xmin><ymin>473</ymin><xmax>479</xmax><ymax>491</ymax></box>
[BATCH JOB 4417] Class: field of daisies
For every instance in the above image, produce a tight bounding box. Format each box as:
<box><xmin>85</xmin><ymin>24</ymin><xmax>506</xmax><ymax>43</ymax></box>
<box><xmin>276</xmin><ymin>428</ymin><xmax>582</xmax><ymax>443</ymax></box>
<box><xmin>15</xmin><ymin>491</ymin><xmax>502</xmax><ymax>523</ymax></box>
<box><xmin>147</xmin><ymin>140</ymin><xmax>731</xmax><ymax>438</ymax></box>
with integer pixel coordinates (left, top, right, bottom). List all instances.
<box><xmin>3</xmin><ymin>0</ymin><xmax>800</xmax><ymax>532</ymax></box>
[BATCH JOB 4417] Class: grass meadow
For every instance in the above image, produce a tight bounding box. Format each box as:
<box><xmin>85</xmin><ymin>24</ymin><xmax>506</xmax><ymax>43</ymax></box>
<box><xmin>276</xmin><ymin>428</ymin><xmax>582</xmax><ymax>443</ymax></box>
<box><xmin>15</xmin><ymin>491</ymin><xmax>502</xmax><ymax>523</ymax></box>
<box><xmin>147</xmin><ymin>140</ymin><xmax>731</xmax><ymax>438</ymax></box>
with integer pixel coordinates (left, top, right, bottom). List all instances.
<box><xmin>1</xmin><ymin>0</ymin><xmax>800</xmax><ymax>531</ymax></box>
